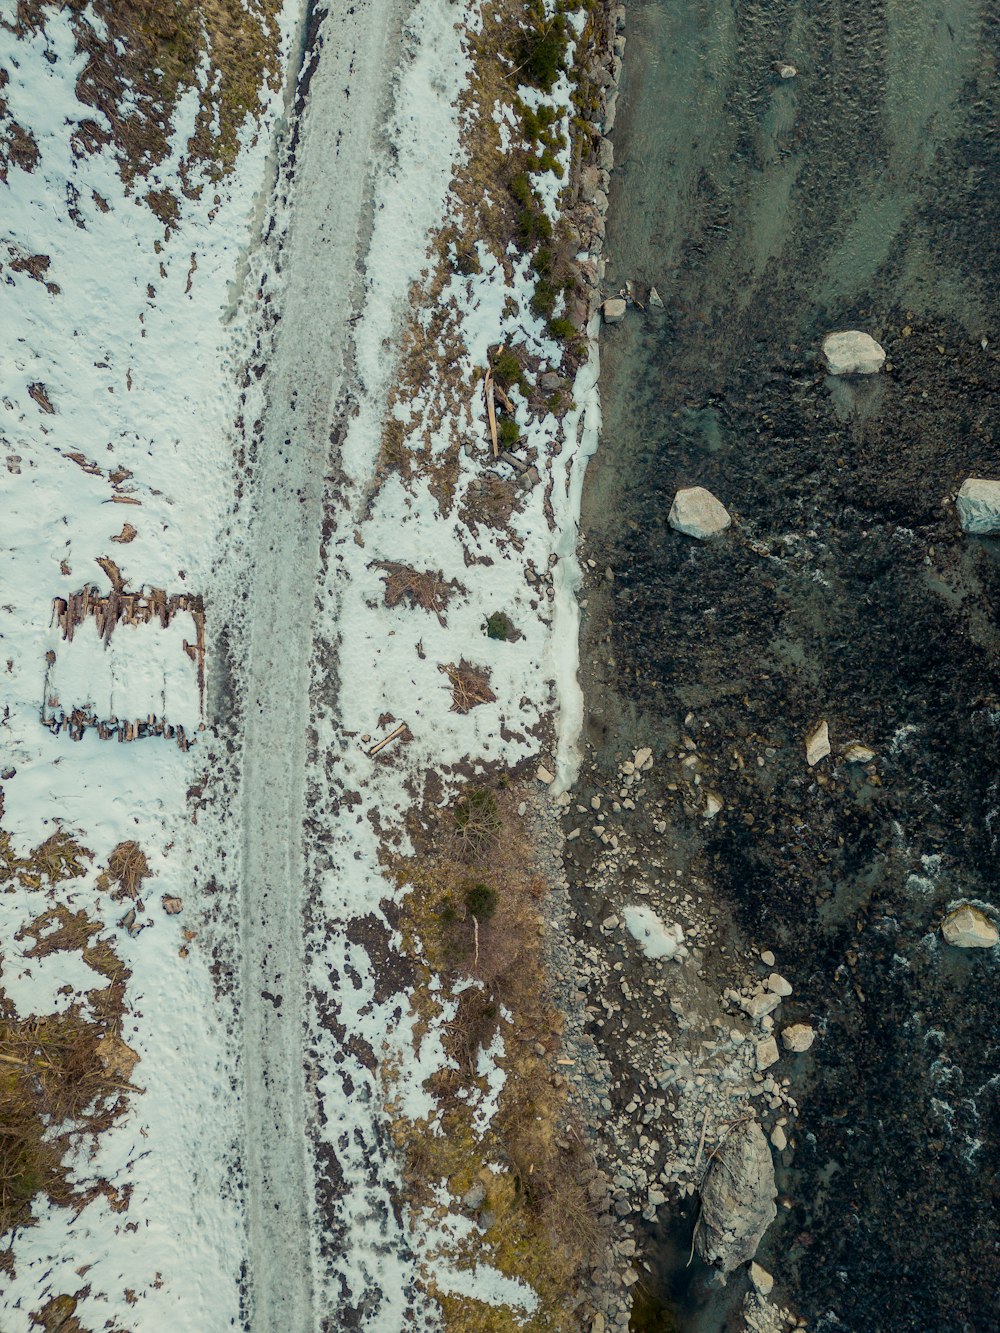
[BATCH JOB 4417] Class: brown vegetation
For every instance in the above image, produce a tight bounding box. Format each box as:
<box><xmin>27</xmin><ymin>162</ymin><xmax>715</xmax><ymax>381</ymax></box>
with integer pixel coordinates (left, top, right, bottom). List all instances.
<box><xmin>7</xmin><ymin>0</ymin><xmax>284</xmax><ymax>199</ymax></box>
<box><xmin>102</xmin><ymin>841</ymin><xmax>152</xmax><ymax>902</ymax></box>
<box><xmin>438</xmin><ymin>660</ymin><xmax>497</xmax><ymax>714</ymax></box>
<box><xmin>374</xmin><ymin>562</ymin><xmax>465</xmax><ymax>626</ymax></box>
<box><xmin>386</xmin><ymin>782</ymin><xmax>603</xmax><ymax>1329</ymax></box>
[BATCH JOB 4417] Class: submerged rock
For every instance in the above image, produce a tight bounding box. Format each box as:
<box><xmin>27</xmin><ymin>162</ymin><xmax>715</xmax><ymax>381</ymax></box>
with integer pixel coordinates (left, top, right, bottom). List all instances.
<box><xmin>805</xmin><ymin>720</ymin><xmax>830</xmax><ymax>766</ymax></box>
<box><xmin>941</xmin><ymin>905</ymin><xmax>998</xmax><ymax>949</ymax></box>
<box><xmin>781</xmin><ymin>1023</ymin><xmax>816</xmax><ymax>1053</ymax></box>
<box><xmin>668</xmin><ymin>486</ymin><xmax>731</xmax><ymax>539</ymax></box>
<box><xmin>956</xmin><ymin>478</ymin><xmax>1000</xmax><ymax>535</ymax></box>
<box><xmin>696</xmin><ymin>1120</ymin><xmax>777</xmax><ymax>1277</ymax></box>
<box><xmin>822</xmin><ymin>330</ymin><xmax>886</xmax><ymax>375</ymax></box>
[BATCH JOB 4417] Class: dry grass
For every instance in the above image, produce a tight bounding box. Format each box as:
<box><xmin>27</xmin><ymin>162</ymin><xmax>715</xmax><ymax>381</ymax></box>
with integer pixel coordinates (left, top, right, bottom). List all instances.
<box><xmin>386</xmin><ymin>782</ymin><xmax>603</xmax><ymax>1330</ymax></box>
<box><xmin>374</xmin><ymin>562</ymin><xmax>466</xmax><ymax>627</ymax></box>
<box><xmin>438</xmin><ymin>660</ymin><xmax>497</xmax><ymax>715</ymax></box>
<box><xmin>11</xmin><ymin>0</ymin><xmax>283</xmax><ymax>198</ymax></box>
<box><xmin>0</xmin><ymin>819</ymin><xmax>136</xmax><ymax>1268</ymax></box>
<box><xmin>0</xmin><ymin>830</ymin><xmax>92</xmax><ymax>891</ymax></box>
<box><xmin>102</xmin><ymin>840</ymin><xmax>152</xmax><ymax>902</ymax></box>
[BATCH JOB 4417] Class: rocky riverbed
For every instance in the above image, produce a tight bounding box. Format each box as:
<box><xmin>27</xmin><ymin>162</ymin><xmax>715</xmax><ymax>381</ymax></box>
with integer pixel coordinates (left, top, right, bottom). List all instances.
<box><xmin>566</xmin><ymin>0</ymin><xmax>1000</xmax><ymax>1329</ymax></box>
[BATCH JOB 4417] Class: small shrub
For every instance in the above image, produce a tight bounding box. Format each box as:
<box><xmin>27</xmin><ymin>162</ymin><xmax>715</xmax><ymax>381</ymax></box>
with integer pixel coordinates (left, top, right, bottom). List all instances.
<box><xmin>530</xmin><ymin>278</ymin><xmax>557</xmax><ymax>320</ymax></box>
<box><xmin>485</xmin><ymin>611</ymin><xmax>515</xmax><ymax>641</ymax></box>
<box><xmin>453</xmin><ymin>789</ymin><xmax>501</xmax><ymax>857</ymax></box>
<box><xmin>497</xmin><ymin>419</ymin><xmax>521</xmax><ymax>449</ymax></box>
<box><xmin>492</xmin><ymin>350</ymin><xmax>522</xmax><ymax>390</ymax></box>
<box><xmin>548</xmin><ymin>316</ymin><xmax>577</xmax><ymax>340</ymax></box>
<box><xmin>516</xmin><ymin>14</ymin><xmax>569</xmax><ymax>92</ymax></box>
<box><xmin>465</xmin><ymin>884</ymin><xmax>498</xmax><ymax>921</ymax></box>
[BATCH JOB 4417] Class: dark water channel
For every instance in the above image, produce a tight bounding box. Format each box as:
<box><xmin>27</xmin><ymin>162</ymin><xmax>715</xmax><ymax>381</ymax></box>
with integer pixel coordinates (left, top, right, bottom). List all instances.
<box><xmin>578</xmin><ymin>0</ymin><xmax>1000</xmax><ymax>1329</ymax></box>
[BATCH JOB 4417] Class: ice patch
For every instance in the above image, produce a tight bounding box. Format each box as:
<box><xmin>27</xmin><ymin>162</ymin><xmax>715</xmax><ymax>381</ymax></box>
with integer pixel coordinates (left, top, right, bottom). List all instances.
<box><xmin>624</xmin><ymin>905</ymin><xmax>686</xmax><ymax>960</ymax></box>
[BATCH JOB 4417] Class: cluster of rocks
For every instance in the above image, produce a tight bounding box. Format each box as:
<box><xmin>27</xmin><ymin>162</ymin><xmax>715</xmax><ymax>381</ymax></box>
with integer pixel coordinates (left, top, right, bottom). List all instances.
<box><xmin>550</xmin><ymin>733</ymin><xmax>812</xmax><ymax>1328</ymax></box>
<box><xmin>564</xmin><ymin>4</ymin><xmax>626</xmax><ymax>331</ymax></box>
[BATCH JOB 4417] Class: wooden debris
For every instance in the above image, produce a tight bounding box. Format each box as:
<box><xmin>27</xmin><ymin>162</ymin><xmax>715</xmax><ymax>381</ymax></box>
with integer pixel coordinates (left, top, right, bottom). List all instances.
<box><xmin>439</xmin><ymin>659</ymin><xmax>496</xmax><ymax>714</ymax></box>
<box><xmin>368</xmin><ymin>723</ymin><xmax>408</xmax><ymax>757</ymax></box>
<box><xmin>484</xmin><ymin>368</ymin><xmax>499</xmax><ymax>459</ymax></box>
<box><xmin>373</xmin><ymin>561</ymin><xmax>464</xmax><ymax>627</ymax></box>
<box><xmin>44</xmin><ymin>578</ymin><xmax>205</xmax><ymax>749</ymax></box>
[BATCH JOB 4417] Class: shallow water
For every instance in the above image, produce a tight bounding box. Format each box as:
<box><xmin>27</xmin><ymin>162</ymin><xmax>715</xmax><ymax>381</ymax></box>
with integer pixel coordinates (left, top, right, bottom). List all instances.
<box><xmin>581</xmin><ymin>1</ymin><xmax>1000</xmax><ymax>1328</ymax></box>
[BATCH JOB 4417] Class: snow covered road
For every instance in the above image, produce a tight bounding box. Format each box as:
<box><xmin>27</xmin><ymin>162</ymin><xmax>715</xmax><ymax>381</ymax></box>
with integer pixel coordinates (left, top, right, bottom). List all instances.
<box><xmin>236</xmin><ymin>5</ymin><xmax>406</xmax><ymax>1328</ymax></box>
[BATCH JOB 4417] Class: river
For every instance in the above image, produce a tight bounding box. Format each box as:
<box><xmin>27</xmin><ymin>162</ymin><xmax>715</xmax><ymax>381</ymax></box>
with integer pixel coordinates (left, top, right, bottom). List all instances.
<box><xmin>577</xmin><ymin>0</ymin><xmax>1000</xmax><ymax>1328</ymax></box>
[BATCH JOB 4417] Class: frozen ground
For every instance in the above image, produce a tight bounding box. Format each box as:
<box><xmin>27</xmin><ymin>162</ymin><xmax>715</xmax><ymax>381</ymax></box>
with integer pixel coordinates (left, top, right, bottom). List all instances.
<box><xmin>1</xmin><ymin>0</ymin><xmax>602</xmax><ymax>1327</ymax></box>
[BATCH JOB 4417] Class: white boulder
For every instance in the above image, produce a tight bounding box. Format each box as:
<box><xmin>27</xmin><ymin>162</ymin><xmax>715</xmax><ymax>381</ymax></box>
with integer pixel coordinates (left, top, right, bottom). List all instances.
<box><xmin>940</xmin><ymin>905</ymin><xmax>998</xmax><ymax>949</ymax></box>
<box><xmin>822</xmin><ymin>330</ymin><xmax>886</xmax><ymax>376</ymax></box>
<box><xmin>668</xmin><ymin>486</ymin><xmax>731</xmax><ymax>539</ymax></box>
<box><xmin>956</xmin><ymin>479</ymin><xmax>1000</xmax><ymax>535</ymax></box>
<box><xmin>602</xmin><ymin>297</ymin><xmax>627</xmax><ymax>324</ymax></box>
<box><xmin>624</xmin><ymin>904</ymin><xmax>685</xmax><ymax>960</ymax></box>
<box><xmin>749</xmin><ymin>1262</ymin><xmax>774</xmax><ymax>1296</ymax></box>
<box><xmin>756</xmin><ymin>1036</ymin><xmax>780</xmax><ymax>1070</ymax></box>
<box><xmin>781</xmin><ymin>1023</ymin><xmax>816</xmax><ymax>1053</ymax></box>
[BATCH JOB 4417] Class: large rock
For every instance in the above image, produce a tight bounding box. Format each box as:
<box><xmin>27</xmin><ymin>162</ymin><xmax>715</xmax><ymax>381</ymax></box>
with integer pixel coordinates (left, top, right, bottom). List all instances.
<box><xmin>956</xmin><ymin>478</ymin><xmax>1000</xmax><ymax>535</ymax></box>
<box><xmin>669</xmin><ymin>486</ymin><xmax>731</xmax><ymax>539</ymax></box>
<box><xmin>696</xmin><ymin>1120</ymin><xmax>777</xmax><ymax>1277</ymax></box>
<box><xmin>941</xmin><ymin>905</ymin><xmax>998</xmax><ymax>949</ymax></box>
<box><xmin>602</xmin><ymin>297</ymin><xmax>627</xmax><ymax>324</ymax></box>
<box><xmin>781</xmin><ymin>1023</ymin><xmax>815</xmax><ymax>1053</ymax></box>
<box><xmin>822</xmin><ymin>330</ymin><xmax>886</xmax><ymax>376</ymax></box>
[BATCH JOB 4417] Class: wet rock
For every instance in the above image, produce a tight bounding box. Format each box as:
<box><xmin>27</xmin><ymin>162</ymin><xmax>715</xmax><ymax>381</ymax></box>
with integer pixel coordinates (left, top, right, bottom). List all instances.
<box><xmin>781</xmin><ymin>1023</ymin><xmax>816</xmax><ymax>1053</ymax></box>
<box><xmin>940</xmin><ymin>905</ymin><xmax>999</xmax><ymax>949</ymax></box>
<box><xmin>821</xmin><ymin>330</ymin><xmax>886</xmax><ymax>375</ymax></box>
<box><xmin>759</xmin><ymin>949</ymin><xmax>776</xmax><ymax>967</ymax></box>
<box><xmin>750</xmin><ymin>1262</ymin><xmax>775</xmax><ymax>1296</ymax></box>
<box><xmin>602</xmin><ymin>297</ymin><xmax>627</xmax><ymax>324</ymax></box>
<box><xmin>842</xmin><ymin>741</ymin><xmax>876</xmax><ymax>763</ymax></box>
<box><xmin>805</xmin><ymin>720</ymin><xmax>830</xmax><ymax>766</ymax></box>
<box><xmin>668</xmin><ymin>486</ymin><xmax>731</xmax><ymax>539</ymax></box>
<box><xmin>765</xmin><ymin>973</ymin><xmax>792</xmax><ymax>998</ymax></box>
<box><xmin>770</xmin><ymin>1125</ymin><xmax>787</xmax><ymax>1151</ymax></box>
<box><xmin>696</xmin><ymin>1120</ymin><xmax>777</xmax><ymax>1277</ymax></box>
<box><xmin>956</xmin><ymin>478</ymin><xmax>1000</xmax><ymax>535</ymax></box>
<box><xmin>756</xmin><ymin>1036</ymin><xmax>780</xmax><ymax>1070</ymax></box>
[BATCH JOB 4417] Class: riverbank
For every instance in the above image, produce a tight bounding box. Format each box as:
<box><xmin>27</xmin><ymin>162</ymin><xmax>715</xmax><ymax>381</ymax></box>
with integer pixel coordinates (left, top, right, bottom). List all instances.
<box><xmin>573</xmin><ymin>0</ymin><xmax>1000</xmax><ymax>1329</ymax></box>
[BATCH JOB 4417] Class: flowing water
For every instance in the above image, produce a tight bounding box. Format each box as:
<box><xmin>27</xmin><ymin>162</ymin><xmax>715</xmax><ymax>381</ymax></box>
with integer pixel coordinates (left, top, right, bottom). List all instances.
<box><xmin>580</xmin><ymin>1</ymin><xmax>1000</xmax><ymax>1328</ymax></box>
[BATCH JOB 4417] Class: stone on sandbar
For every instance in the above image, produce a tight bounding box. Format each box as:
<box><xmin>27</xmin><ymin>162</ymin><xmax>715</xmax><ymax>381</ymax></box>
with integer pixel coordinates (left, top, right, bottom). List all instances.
<box><xmin>956</xmin><ymin>479</ymin><xmax>1000</xmax><ymax>535</ymax></box>
<box><xmin>822</xmin><ymin>330</ymin><xmax>886</xmax><ymax>376</ymax></box>
<box><xmin>668</xmin><ymin>486</ymin><xmax>731</xmax><ymax>539</ymax></box>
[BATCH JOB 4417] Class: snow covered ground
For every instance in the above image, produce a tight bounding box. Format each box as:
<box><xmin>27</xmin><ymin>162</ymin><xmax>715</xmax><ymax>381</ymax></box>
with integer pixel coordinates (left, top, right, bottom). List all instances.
<box><xmin>1</xmin><ymin>0</ymin><xmax>604</xmax><ymax>1326</ymax></box>
<box><xmin>0</xmin><ymin>3</ymin><xmax>303</xmax><ymax>1327</ymax></box>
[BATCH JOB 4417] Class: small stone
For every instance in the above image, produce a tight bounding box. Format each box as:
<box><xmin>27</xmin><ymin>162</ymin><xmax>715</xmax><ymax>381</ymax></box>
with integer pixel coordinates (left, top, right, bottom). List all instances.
<box><xmin>462</xmin><ymin>1182</ymin><xmax>486</xmax><ymax>1210</ymax></box>
<box><xmin>602</xmin><ymin>297</ymin><xmax>627</xmax><ymax>324</ymax></box>
<box><xmin>668</xmin><ymin>486</ymin><xmax>731</xmax><ymax>540</ymax></box>
<box><xmin>766</xmin><ymin>973</ymin><xmax>792</xmax><ymax>998</ymax></box>
<box><xmin>161</xmin><ymin>895</ymin><xmax>183</xmax><ymax>915</ymax></box>
<box><xmin>602</xmin><ymin>915</ymin><xmax>620</xmax><ymax>930</ymax></box>
<box><xmin>750</xmin><ymin>1261</ymin><xmax>774</xmax><ymax>1296</ymax></box>
<box><xmin>781</xmin><ymin>1023</ymin><xmax>816</xmax><ymax>1053</ymax></box>
<box><xmin>744</xmin><ymin>990</ymin><xmax>781</xmax><ymax>1019</ymax></box>
<box><xmin>805</xmin><ymin>720</ymin><xmax>830</xmax><ymax>766</ymax></box>
<box><xmin>770</xmin><ymin>1125</ymin><xmax>787</xmax><ymax>1151</ymax></box>
<box><xmin>760</xmin><ymin>949</ymin><xmax>776</xmax><ymax>967</ymax></box>
<box><xmin>704</xmin><ymin>792</ymin><xmax>724</xmax><ymax>818</ymax></box>
<box><xmin>536</xmin><ymin>765</ymin><xmax>555</xmax><ymax>785</ymax></box>
<box><xmin>633</xmin><ymin>746</ymin><xmax>653</xmax><ymax>768</ymax></box>
<box><xmin>648</xmin><ymin>286</ymin><xmax>664</xmax><ymax>310</ymax></box>
<box><xmin>842</xmin><ymin>742</ymin><xmax>876</xmax><ymax>764</ymax></box>
<box><xmin>822</xmin><ymin>330</ymin><xmax>886</xmax><ymax>375</ymax></box>
<box><xmin>956</xmin><ymin>478</ymin><xmax>1000</xmax><ymax>535</ymax></box>
<box><xmin>777</xmin><ymin>63</ymin><xmax>798</xmax><ymax>79</ymax></box>
<box><xmin>756</xmin><ymin>1036</ymin><xmax>780</xmax><ymax>1070</ymax></box>
<box><xmin>539</xmin><ymin>371</ymin><xmax>564</xmax><ymax>392</ymax></box>
<box><xmin>940</xmin><ymin>905</ymin><xmax>999</xmax><ymax>949</ymax></box>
